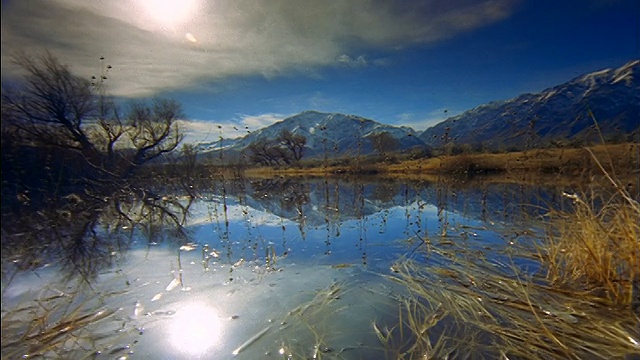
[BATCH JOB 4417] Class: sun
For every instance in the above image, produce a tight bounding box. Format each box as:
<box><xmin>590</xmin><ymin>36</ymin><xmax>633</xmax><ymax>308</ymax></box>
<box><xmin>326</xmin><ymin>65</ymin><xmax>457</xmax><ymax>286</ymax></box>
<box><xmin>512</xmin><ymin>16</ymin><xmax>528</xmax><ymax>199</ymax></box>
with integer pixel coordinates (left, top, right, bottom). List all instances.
<box><xmin>140</xmin><ymin>0</ymin><xmax>198</xmax><ymax>27</ymax></box>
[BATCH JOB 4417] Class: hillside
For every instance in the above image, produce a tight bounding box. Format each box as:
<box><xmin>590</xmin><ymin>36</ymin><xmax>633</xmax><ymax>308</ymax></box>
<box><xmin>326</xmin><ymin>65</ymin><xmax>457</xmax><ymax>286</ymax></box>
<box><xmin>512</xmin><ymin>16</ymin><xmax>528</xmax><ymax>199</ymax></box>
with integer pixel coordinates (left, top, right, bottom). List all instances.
<box><xmin>195</xmin><ymin>60</ymin><xmax>639</xmax><ymax>163</ymax></box>
<box><xmin>418</xmin><ymin>60</ymin><xmax>640</xmax><ymax>150</ymax></box>
<box><xmin>197</xmin><ymin>111</ymin><xmax>425</xmax><ymax>162</ymax></box>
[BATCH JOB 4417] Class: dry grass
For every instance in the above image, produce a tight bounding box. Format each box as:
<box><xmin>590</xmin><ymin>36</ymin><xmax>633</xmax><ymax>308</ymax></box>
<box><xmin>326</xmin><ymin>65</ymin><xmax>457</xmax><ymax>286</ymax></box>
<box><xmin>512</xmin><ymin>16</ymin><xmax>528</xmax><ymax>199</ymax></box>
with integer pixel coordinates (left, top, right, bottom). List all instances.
<box><xmin>243</xmin><ymin>163</ymin><xmax>383</xmax><ymax>178</ymax></box>
<box><xmin>378</xmin><ymin>144</ymin><xmax>640</xmax><ymax>359</ymax></box>
<box><xmin>385</xmin><ymin>143</ymin><xmax>638</xmax><ymax>180</ymax></box>
<box><xmin>244</xmin><ymin>143</ymin><xmax>639</xmax><ymax>188</ymax></box>
<box><xmin>539</xmin><ymin>151</ymin><xmax>640</xmax><ymax>306</ymax></box>
<box><xmin>1</xmin><ymin>282</ymin><xmax>126</xmax><ymax>359</ymax></box>
<box><xmin>385</xmin><ymin>248</ymin><xmax>640</xmax><ymax>359</ymax></box>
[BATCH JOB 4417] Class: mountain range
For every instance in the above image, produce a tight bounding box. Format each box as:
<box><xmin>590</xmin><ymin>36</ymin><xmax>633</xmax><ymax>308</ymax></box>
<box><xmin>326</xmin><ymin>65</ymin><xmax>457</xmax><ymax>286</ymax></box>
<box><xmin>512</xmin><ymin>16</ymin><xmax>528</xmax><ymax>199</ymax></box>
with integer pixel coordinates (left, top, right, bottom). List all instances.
<box><xmin>197</xmin><ymin>59</ymin><xmax>639</xmax><ymax>161</ymax></box>
<box><xmin>197</xmin><ymin>111</ymin><xmax>424</xmax><ymax>162</ymax></box>
<box><xmin>418</xmin><ymin>59</ymin><xmax>639</xmax><ymax>150</ymax></box>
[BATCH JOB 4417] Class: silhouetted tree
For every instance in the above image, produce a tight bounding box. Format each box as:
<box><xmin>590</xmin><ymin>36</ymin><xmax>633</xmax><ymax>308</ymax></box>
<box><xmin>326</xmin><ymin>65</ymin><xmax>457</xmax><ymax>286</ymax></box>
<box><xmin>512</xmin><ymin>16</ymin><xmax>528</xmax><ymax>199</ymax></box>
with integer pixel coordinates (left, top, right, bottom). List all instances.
<box><xmin>1</xmin><ymin>52</ymin><xmax>190</xmax><ymax>280</ymax></box>
<box><xmin>1</xmin><ymin>51</ymin><xmax>184</xmax><ymax>189</ymax></box>
<box><xmin>245</xmin><ymin>130</ymin><xmax>307</xmax><ymax>166</ymax></box>
<box><xmin>245</xmin><ymin>139</ymin><xmax>280</xmax><ymax>165</ymax></box>
<box><xmin>278</xmin><ymin>129</ymin><xmax>306</xmax><ymax>162</ymax></box>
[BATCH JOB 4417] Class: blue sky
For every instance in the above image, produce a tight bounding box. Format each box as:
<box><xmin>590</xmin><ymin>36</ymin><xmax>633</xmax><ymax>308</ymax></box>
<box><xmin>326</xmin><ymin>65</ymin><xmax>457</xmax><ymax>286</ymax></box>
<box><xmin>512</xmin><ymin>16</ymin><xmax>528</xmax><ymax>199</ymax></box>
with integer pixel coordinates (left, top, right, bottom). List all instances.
<box><xmin>1</xmin><ymin>0</ymin><xmax>638</xmax><ymax>143</ymax></box>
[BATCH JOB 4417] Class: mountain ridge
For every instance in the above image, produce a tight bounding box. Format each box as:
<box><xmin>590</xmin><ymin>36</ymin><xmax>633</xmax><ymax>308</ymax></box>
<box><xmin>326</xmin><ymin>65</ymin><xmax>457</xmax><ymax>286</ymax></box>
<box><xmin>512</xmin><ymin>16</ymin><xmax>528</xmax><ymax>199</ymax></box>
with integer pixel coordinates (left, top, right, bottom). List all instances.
<box><xmin>196</xmin><ymin>59</ymin><xmax>639</xmax><ymax>162</ymax></box>
<box><xmin>418</xmin><ymin>59</ymin><xmax>640</xmax><ymax>150</ymax></box>
<box><xmin>197</xmin><ymin>110</ymin><xmax>426</xmax><ymax>161</ymax></box>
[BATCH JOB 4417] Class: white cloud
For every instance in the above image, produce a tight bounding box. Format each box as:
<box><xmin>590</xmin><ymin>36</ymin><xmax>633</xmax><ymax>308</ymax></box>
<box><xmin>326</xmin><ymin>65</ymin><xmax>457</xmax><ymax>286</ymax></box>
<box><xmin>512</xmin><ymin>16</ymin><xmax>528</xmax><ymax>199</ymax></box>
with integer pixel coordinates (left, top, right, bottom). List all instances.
<box><xmin>1</xmin><ymin>0</ymin><xmax>518</xmax><ymax>98</ymax></box>
<box><xmin>395</xmin><ymin>108</ymin><xmax>460</xmax><ymax>131</ymax></box>
<box><xmin>178</xmin><ymin>113</ymin><xmax>289</xmax><ymax>144</ymax></box>
<box><xmin>338</xmin><ymin>54</ymin><xmax>368</xmax><ymax>68</ymax></box>
<box><xmin>176</xmin><ymin>119</ymin><xmax>219</xmax><ymax>145</ymax></box>
<box><xmin>237</xmin><ymin>113</ymin><xmax>287</xmax><ymax>131</ymax></box>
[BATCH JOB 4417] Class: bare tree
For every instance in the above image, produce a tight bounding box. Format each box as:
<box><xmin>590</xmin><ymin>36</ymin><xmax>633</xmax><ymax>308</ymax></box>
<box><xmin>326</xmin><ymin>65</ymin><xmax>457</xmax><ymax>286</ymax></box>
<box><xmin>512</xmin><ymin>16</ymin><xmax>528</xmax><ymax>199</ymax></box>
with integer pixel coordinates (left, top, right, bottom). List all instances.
<box><xmin>124</xmin><ymin>98</ymin><xmax>184</xmax><ymax>177</ymax></box>
<box><xmin>278</xmin><ymin>129</ymin><xmax>306</xmax><ymax>162</ymax></box>
<box><xmin>245</xmin><ymin>130</ymin><xmax>307</xmax><ymax>166</ymax></box>
<box><xmin>1</xmin><ymin>52</ymin><xmax>190</xmax><ymax>279</ymax></box>
<box><xmin>246</xmin><ymin>139</ymin><xmax>278</xmax><ymax>166</ymax></box>
<box><xmin>2</xmin><ymin>51</ymin><xmax>98</xmax><ymax>152</ymax></box>
<box><xmin>1</xmin><ymin>52</ymin><xmax>184</xmax><ymax>184</ymax></box>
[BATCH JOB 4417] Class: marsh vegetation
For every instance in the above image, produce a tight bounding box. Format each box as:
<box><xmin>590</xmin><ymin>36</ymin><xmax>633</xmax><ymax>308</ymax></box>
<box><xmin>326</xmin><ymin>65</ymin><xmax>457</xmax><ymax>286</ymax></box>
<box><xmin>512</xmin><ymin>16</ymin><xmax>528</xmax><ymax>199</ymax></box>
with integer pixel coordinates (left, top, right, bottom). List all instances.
<box><xmin>3</xmin><ymin>169</ymin><xmax>639</xmax><ymax>359</ymax></box>
<box><xmin>1</xmin><ymin>53</ymin><xmax>639</xmax><ymax>359</ymax></box>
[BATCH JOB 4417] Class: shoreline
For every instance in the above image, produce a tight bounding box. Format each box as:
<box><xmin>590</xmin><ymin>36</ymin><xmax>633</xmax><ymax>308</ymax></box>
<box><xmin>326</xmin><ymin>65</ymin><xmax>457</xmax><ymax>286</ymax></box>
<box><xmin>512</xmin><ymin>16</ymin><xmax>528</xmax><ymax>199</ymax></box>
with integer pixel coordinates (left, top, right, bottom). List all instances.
<box><xmin>240</xmin><ymin>142</ymin><xmax>639</xmax><ymax>188</ymax></box>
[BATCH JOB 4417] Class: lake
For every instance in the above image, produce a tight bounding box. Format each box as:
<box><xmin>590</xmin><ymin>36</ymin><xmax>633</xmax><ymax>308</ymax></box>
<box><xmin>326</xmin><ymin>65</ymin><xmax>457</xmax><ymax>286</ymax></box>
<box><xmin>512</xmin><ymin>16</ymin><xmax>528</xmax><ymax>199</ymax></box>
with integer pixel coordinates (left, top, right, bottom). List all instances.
<box><xmin>1</xmin><ymin>176</ymin><xmax>635</xmax><ymax>359</ymax></box>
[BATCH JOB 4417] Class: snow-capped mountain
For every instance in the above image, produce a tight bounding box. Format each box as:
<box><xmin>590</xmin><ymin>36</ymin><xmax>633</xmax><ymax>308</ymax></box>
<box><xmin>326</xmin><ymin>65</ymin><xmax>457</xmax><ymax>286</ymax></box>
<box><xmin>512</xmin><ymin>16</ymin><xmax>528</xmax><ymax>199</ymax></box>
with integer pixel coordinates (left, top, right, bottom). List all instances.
<box><xmin>199</xmin><ymin>111</ymin><xmax>425</xmax><ymax>161</ymax></box>
<box><xmin>419</xmin><ymin>59</ymin><xmax>640</xmax><ymax>149</ymax></box>
<box><xmin>195</xmin><ymin>60</ymin><xmax>638</xmax><ymax>162</ymax></box>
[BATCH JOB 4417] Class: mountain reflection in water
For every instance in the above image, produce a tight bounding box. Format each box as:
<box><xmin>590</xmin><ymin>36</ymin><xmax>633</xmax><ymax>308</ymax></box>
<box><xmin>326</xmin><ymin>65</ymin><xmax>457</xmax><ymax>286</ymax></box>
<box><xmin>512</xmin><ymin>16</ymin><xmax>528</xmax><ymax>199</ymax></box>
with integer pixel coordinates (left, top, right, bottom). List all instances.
<box><xmin>1</xmin><ymin>177</ymin><xmax>563</xmax><ymax>359</ymax></box>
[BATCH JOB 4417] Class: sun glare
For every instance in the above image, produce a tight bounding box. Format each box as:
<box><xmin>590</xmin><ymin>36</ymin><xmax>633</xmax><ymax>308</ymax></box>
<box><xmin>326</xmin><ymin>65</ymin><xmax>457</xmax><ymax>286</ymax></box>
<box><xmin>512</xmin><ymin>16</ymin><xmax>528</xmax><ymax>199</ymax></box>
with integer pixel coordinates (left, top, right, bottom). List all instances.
<box><xmin>185</xmin><ymin>32</ymin><xmax>198</xmax><ymax>43</ymax></box>
<box><xmin>168</xmin><ymin>302</ymin><xmax>223</xmax><ymax>355</ymax></box>
<box><xmin>140</xmin><ymin>0</ymin><xmax>198</xmax><ymax>27</ymax></box>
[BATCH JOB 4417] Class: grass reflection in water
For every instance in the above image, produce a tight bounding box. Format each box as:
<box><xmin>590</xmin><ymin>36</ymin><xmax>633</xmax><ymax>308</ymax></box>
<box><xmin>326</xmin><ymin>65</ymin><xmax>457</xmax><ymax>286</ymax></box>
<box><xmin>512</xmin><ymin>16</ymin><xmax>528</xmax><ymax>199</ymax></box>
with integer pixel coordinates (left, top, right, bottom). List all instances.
<box><xmin>1</xmin><ymin>175</ymin><xmax>639</xmax><ymax>359</ymax></box>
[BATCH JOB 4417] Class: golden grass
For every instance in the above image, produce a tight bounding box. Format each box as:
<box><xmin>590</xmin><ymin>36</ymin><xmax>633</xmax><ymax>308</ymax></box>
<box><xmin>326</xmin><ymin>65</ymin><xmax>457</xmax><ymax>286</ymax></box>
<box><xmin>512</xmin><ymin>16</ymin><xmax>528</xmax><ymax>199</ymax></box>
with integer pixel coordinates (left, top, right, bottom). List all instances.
<box><xmin>244</xmin><ymin>165</ymin><xmax>342</xmax><ymax>178</ymax></box>
<box><xmin>379</xmin><ymin>144</ymin><xmax>640</xmax><ymax>359</ymax></box>
<box><xmin>539</xmin><ymin>152</ymin><xmax>640</xmax><ymax>306</ymax></box>
<box><xmin>1</xmin><ymin>283</ymin><xmax>123</xmax><ymax>359</ymax></box>
<box><xmin>242</xmin><ymin>143</ymin><xmax>639</xmax><ymax>188</ymax></box>
<box><xmin>388</xmin><ymin>143</ymin><xmax>637</xmax><ymax>173</ymax></box>
<box><xmin>385</xmin><ymin>249</ymin><xmax>640</xmax><ymax>359</ymax></box>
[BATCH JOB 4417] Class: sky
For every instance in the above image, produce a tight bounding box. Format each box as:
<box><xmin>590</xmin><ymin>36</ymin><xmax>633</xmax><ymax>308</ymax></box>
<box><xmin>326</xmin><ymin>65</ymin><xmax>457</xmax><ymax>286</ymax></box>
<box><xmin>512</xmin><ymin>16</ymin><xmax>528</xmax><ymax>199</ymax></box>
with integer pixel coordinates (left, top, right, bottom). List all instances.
<box><xmin>1</xmin><ymin>0</ymin><xmax>639</xmax><ymax>144</ymax></box>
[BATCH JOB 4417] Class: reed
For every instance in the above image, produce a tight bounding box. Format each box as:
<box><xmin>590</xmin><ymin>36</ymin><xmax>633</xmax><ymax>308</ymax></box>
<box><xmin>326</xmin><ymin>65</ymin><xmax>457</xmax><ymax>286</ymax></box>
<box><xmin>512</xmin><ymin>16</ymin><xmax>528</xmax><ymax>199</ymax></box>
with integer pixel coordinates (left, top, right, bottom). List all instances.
<box><xmin>1</xmin><ymin>283</ymin><xmax>123</xmax><ymax>359</ymax></box>
<box><xmin>379</xmin><ymin>137</ymin><xmax>640</xmax><ymax>358</ymax></box>
<box><xmin>388</xmin><ymin>250</ymin><xmax>639</xmax><ymax>359</ymax></box>
<box><xmin>539</xmin><ymin>149</ymin><xmax>639</xmax><ymax>306</ymax></box>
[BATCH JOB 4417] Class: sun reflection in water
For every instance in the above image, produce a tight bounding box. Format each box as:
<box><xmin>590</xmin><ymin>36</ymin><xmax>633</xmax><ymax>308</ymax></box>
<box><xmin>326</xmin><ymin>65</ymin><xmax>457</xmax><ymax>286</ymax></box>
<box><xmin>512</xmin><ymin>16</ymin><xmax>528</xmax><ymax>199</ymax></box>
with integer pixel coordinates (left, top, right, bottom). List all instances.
<box><xmin>168</xmin><ymin>302</ymin><xmax>222</xmax><ymax>355</ymax></box>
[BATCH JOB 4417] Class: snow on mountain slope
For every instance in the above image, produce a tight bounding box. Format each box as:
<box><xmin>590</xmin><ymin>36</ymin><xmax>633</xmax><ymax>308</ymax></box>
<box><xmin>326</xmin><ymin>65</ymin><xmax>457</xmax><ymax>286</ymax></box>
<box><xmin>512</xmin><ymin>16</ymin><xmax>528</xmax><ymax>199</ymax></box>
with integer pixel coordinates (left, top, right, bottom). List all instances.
<box><xmin>194</xmin><ymin>60</ymin><xmax>639</xmax><ymax>161</ymax></box>
<box><xmin>418</xmin><ymin>60</ymin><xmax>640</xmax><ymax>150</ymax></box>
<box><xmin>199</xmin><ymin>111</ymin><xmax>425</xmax><ymax>161</ymax></box>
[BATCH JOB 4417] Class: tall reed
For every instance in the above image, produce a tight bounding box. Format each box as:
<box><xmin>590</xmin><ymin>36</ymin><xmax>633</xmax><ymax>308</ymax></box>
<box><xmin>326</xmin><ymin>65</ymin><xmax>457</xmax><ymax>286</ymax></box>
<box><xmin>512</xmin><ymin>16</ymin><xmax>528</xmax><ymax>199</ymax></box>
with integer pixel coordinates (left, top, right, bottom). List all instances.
<box><xmin>540</xmin><ymin>148</ymin><xmax>639</xmax><ymax>306</ymax></box>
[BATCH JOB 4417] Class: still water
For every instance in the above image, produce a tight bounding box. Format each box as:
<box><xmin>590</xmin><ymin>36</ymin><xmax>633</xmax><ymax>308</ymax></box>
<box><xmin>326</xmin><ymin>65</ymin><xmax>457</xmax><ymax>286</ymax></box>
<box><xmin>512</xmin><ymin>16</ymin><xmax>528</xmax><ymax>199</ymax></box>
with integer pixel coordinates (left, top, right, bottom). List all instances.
<box><xmin>2</xmin><ymin>177</ymin><xmax>558</xmax><ymax>359</ymax></box>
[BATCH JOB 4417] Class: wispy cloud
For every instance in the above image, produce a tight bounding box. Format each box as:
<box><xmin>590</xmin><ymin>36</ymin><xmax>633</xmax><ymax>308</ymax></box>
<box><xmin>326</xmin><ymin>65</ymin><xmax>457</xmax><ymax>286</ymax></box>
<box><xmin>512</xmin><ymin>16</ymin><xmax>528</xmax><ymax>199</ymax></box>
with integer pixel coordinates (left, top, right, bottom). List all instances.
<box><xmin>176</xmin><ymin>119</ymin><xmax>220</xmax><ymax>144</ymax></box>
<box><xmin>178</xmin><ymin>113</ymin><xmax>288</xmax><ymax>144</ymax></box>
<box><xmin>236</xmin><ymin>113</ymin><xmax>287</xmax><ymax>131</ymax></box>
<box><xmin>1</xmin><ymin>0</ymin><xmax>518</xmax><ymax>99</ymax></box>
<box><xmin>337</xmin><ymin>54</ymin><xmax>368</xmax><ymax>68</ymax></box>
<box><xmin>395</xmin><ymin>108</ymin><xmax>460</xmax><ymax>131</ymax></box>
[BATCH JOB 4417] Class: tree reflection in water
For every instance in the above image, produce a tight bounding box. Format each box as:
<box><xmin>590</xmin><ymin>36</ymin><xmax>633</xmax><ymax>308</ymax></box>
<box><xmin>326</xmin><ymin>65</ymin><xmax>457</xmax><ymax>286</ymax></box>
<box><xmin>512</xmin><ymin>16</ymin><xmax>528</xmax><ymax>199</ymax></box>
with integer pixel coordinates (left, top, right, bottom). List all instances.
<box><xmin>2</xmin><ymin>175</ymin><xmax>587</xmax><ymax>359</ymax></box>
<box><xmin>2</xmin><ymin>188</ymin><xmax>193</xmax><ymax>283</ymax></box>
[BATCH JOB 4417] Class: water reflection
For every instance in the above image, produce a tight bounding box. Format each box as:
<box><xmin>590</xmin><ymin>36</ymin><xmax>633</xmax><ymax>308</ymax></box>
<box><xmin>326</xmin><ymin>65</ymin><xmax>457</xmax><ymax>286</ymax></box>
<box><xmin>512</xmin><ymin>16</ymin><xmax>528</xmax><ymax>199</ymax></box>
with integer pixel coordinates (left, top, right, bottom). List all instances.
<box><xmin>168</xmin><ymin>302</ymin><xmax>223</xmax><ymax>356</ymax></box>
<box><xmin>1</xmin><ymin>187</ymin><xmax>194</xmax><ymax>282</ymax></box>
<box><xmin>227</xmin><ymin>178</ymin><xmax>559</xmax><ymax>229</ymax></box>
<box><xmin>192</xmin><ymin>178</ymin><xmax>559</xmax><ymax>266</ymax></box>
<box><xmin>1</xmin><ymin>177</ymin><xmax>562</xmax><ymax>290</ymax></box>
<box><xmin>1</xmin><ymin>176</ymin><xmax>574</xmax><ymax>359</ymax></box>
